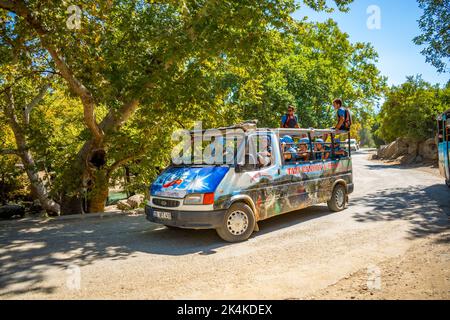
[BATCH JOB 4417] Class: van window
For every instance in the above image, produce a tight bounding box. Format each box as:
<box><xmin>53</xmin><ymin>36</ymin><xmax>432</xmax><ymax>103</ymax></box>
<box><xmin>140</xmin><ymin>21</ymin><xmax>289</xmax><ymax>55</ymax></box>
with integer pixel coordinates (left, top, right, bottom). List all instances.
<box><xmin>246</xmin><ymin>134</ymin><xmax>273</xmax><ymax>169</ymax></box>
<box><xmin>438</xmin><ymin>120</ymin><xmax>444</xmax><ymax>143</ymax></box>
<box><xmin>447</xmin><ymin>120</ymin><xmax>450</xmax><ymax>142</ymax></box>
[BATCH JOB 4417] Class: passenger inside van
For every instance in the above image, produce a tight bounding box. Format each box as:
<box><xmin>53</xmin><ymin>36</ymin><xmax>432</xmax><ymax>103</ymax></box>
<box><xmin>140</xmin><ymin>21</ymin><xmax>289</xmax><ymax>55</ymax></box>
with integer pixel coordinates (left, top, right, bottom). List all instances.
<box><xmin>314</xmin><ymin>139</ymin><xmax>329</xmax><ymax>160</ymax></box>
<box><xmin>332</xmin><ymin>139</ymin><xmax>348</xmax><ymax>159</ymax></box>
<box><xmin>280</xmin><ymin>135</ymin><xmax>296</xmax><ymax>163</ymax></box>
<box><xmin>257</xmin><ymin>135</ymin><xmax>272</xmax><ymax>167</ymax></box>
<box><xmin>296</xmin><ymin>138</ymin><xmax>310</xmax><ymax>162</ymax></box>
<box><xmin>284</xmin><ymin>147</ymin><xmax>297</xmax><ymax>162</ymax></box>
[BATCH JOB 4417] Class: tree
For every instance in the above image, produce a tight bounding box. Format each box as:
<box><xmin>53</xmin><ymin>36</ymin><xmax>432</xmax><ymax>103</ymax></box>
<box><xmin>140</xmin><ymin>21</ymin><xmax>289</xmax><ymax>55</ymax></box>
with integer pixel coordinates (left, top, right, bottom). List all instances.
<box><xmin>377</xmin><ymin>75</ymin><xmax>447</xmax><ymax>143</ymax></box>
<box><xmin>0</xmin><ymin>20</ymin><xmax>62</xmax><ymax>214</ymax></box>
<box><xmin>0</xmin><ymin>120</ymin><xmax>29</xmax><ymax>204</ymax></box>
<box><xmin>414</xmin><ymin>0</ymin><xmax>450</xmax><ymax>73</ymax></box>
<box><xmin>0</xmin><ymin>0</ymin><xmax>358</xmax><ymax>213</ymax></box>
<box><xmin>237</xmin><ymin>19</ymin><xmax>386</xmax><ymax>131</ymax></box>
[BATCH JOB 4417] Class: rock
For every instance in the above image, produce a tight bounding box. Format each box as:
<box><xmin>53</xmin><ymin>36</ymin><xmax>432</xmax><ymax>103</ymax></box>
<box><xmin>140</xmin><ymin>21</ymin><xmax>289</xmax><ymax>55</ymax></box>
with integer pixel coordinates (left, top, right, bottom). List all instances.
<box><xmin>377</xmin><ymin>138</ymin><xmax>409</xmax><ymax>159</ymax></box>
<box><xmin>29</xmin><ymin>200</ymin><xmax>44</xmax><ymax>215</ymax></box>
<box><xmin>126</xmin><ymin>194</ymin><xmax>144</xmax><ymax>209</ymax></box>
<box><xmin>419</xmin><ymin>138</ymin><xmax>438</xmax><ymax>160</ymax></box>
<box><xmin>399</xmin><ymin>154</ymin><xmax>416</xmax><ymax>165</ymax></box>
<box><xmin>391</xmin><ymin>138</ymin><xmax>409</xmax><ymax>159</ymax></box>
<box><xmin>0</xmin><ymin>205</ymin><xmax>25</xmax><ymax>220</ymax></box>
<box><xmin>377</xmin><ymin>137</ymin><xmax>438</xmax><ymax>163</ymax></box>
<box><xmin>377</xmin><ymin>144</ymin><xmax>391</xmax><ymax>159</ymax></box>
<box><xmin>117</xmin><ymin>200</ymin><xmax>132</xmax><ymax>211</ymax></box>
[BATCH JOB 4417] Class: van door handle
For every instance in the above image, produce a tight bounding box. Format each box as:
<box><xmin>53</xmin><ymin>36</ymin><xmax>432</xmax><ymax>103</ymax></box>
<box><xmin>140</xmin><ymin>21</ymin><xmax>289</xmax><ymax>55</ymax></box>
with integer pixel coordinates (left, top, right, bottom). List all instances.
<box><xmin>277</xmin><ymin>168</ymin><xmax>281</xmax><ymax>175</ymax></box>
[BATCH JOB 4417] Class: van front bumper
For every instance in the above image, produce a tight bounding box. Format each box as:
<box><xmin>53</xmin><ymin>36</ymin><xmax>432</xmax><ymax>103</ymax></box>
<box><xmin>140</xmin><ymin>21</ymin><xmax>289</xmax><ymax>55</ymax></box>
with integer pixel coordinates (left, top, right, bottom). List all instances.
<box><xmin>145</xmin><ymin>205</ymin><xmax>226</xmax><ymax>229</ymax></box>
<box><xmin>347</xmin><ymin>183</ymin><xmax>354</xmax><ymax>194</ymax></box>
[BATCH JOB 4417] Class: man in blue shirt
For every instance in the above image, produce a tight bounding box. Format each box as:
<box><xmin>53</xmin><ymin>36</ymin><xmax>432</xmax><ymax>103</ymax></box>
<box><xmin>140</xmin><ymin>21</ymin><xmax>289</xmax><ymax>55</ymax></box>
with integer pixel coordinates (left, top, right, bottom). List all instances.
<box><xmin>333</xmin><ymin>98</ymin><xmax>352</xmax><ymax>131</ymax></box>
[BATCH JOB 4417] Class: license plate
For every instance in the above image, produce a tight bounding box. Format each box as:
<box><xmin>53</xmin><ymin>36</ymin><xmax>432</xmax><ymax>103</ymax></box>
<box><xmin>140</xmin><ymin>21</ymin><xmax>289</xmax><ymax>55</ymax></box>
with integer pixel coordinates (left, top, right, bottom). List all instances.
<box><xmin>153</xmin><ymin>210</ymin><xmax>172</xmax><ymax>220</ymax></box>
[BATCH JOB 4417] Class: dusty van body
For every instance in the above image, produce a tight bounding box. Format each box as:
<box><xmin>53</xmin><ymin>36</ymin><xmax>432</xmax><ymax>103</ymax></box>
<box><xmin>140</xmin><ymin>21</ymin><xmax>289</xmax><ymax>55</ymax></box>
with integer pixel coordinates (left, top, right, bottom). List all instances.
<box><xmin>146</xmin><ymin>124</ymin><xmax>353</xmax><ymax>242</ymax></box>
<box><xmin>437</xmin><ymin>110</ymin><xmax>450</xmax><ymax>187</ymax></box>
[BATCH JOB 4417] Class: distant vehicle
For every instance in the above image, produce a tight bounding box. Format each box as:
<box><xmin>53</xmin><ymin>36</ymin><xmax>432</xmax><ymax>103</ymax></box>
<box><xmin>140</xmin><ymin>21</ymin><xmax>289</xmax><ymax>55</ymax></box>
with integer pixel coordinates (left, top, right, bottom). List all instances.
<box><xmin>345</xmin><ymin>139</ymin><xmax>359</xmax><ymax>152</ymax></box>
<box><xmin>145</xmin><ymin>124</ymin><xmax>354</xmax><ymax>242</ymax></box>
<box><xmin>437</xmin><ymin>109</ymin><xmax>450</xmax><ymax>187</ymax></box>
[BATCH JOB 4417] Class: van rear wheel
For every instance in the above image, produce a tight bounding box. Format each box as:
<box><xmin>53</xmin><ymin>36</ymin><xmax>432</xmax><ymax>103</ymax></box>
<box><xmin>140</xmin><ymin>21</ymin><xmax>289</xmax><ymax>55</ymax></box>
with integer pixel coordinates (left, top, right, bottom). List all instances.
<box><xmin>216</xmin><ymin>203</ymin><xmax>255</xmax><ymax>242</ymax></box>
<box><xmin>446</xmin><ymin>179</ymin><xmax>450</xmax><ymax>188</ymax></box>
<box><xmin>327</xmin><ymin>184</ymin><xmax>347</xmax><ymax>212</ymax></box>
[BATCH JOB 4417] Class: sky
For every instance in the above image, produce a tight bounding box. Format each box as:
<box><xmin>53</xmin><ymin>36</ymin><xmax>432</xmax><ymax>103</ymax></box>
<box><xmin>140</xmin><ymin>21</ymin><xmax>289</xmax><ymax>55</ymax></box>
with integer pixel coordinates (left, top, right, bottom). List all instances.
<box><xmin>293</xmin><ymin>0</ymin><xmax>449</xmax><ymax>87</ymax></box>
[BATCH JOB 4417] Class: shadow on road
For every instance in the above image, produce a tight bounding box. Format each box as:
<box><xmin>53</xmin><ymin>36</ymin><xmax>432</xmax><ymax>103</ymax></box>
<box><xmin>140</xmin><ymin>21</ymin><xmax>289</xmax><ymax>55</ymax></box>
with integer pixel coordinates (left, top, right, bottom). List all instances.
<box><xmin>0</xmin><ymin>205</ymin><xmax>332</xmax><ymax>296</ymax></box>
<box><xmin>351</xmin><ymin>184</ymin><xmax>450</xmax><ymax>240</ymax></box>
<box><xmin>1</xmin><ymin>160</ymin><xmax>448</xmax><ymax>297</ymax></box>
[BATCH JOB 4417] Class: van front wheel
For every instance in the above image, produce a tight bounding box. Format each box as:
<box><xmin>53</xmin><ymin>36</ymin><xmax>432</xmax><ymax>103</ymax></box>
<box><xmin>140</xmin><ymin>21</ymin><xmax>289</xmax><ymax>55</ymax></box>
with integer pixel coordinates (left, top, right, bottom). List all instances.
<box><xmin>327</xmin><ymin>184</ymin><xmax>347</xmax><ymax>212</ymax></box>
<box><xmin>216</xmin><ymin>203</ymin><xmax>255</xmax><ymax>242</ymax></box>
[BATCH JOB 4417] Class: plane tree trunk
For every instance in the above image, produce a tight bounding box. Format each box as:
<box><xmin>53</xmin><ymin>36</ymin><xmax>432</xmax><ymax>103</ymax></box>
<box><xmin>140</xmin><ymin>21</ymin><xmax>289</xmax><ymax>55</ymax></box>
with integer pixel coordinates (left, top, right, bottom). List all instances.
<box><xmin>3</xmin><ymin>87</ymin><xmax>60</xmax><ymax>215</ymax></box>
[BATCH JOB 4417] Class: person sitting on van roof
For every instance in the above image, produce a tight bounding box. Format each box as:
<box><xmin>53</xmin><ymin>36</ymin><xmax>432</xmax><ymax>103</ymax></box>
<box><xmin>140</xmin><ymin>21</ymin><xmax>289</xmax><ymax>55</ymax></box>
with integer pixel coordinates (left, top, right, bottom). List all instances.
<box><xmin>332</xmin><ymin>139</ymin><xmax>348</xmax><ymax>159</ymax></box>
<box><xmin>296</xmin><ymin>138</ymin><xmax>310</xmax><ymax>162</ymax></box>
<box><xmin>333</xmin><ymin>99</ymin><xmax>352</xmax><ymax>131</ymax></box>
<box><xmin>314</xmin><ymin>139</ymin><xmax>329</xmax><ymax>160</ymax></box>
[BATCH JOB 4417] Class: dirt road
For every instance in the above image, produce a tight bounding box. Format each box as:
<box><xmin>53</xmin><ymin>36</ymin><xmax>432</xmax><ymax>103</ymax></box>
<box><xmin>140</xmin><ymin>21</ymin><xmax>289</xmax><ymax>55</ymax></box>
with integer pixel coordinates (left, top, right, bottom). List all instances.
<box><xmin>0</xmin><ymin>150</ymin><xmax>449</xmax><ymax>299</ymax></box>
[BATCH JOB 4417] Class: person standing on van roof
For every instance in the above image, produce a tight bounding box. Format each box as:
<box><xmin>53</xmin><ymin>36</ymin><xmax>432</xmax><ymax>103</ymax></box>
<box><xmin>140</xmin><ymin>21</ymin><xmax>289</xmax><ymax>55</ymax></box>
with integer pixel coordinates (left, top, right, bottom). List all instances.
<box><xmin>281</xmin><ymin>105</ymin><xmax>300</xmax><ymax>128</ymax></box>
<box><xmin>333</xmin><ymin>99</ymin><xmax>352</xmax><ymax>131</ymax></box>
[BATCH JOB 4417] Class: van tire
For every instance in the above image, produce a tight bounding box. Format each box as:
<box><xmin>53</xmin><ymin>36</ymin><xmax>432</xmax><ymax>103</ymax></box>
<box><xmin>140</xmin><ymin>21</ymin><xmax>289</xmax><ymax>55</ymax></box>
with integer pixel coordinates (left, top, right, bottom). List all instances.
<box><xmin>446</xmin><ymin>179</ymin><xmax>450</xmax><ymax>188</ymax></box>
<box><xmin>327</xmin><ymin>184</ymin><xmax>347</xmax><ymax>212</ymax></box>
<box><xmin>216</xmin><ymin>203</ymin><xmax>255</xmax><ymax>242</ymax></box>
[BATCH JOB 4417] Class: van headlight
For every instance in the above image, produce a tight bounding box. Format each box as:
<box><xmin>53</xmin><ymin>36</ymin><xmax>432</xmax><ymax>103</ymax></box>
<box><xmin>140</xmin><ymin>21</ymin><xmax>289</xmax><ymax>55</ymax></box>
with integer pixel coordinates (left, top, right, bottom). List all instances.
<box><xmin>184</xmin><ymin>193</ymin><xmax>214</xmax><ymax>205</ymax></box>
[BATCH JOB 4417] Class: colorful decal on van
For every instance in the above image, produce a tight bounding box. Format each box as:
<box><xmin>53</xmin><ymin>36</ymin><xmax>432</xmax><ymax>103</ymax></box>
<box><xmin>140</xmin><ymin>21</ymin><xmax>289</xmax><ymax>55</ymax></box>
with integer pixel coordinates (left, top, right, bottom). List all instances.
<box><xmin>215</xmin><ymin>159</ymin><xmax>352</xmax><ymax>221</ymax></box>
<box><xmin>151</xmin><ymin>166</ymin><xmax>230</xmax><ymax>198</ymax></box>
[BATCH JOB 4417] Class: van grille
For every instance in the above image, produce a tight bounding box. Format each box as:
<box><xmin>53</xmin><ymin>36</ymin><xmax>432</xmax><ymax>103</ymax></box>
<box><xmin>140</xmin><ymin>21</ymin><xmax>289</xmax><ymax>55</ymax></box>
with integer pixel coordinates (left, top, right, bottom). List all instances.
<box><xmin>152</xmin><ymin>198</ymin><xmax>180</xmax><ymax>208</ymax></box>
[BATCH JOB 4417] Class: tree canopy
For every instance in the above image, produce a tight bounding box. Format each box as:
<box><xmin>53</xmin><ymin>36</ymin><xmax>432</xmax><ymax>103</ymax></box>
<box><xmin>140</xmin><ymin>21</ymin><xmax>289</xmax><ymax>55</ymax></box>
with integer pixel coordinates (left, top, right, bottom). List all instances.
<box><xmin>377</xmin><ymin>75</ymin><xmax>449</xmax><ymax>143</ymax></box>
<box><xmin>414</xmin><ymin>0</ymin><xmax>450</xmax><ymax>73</ymax></box>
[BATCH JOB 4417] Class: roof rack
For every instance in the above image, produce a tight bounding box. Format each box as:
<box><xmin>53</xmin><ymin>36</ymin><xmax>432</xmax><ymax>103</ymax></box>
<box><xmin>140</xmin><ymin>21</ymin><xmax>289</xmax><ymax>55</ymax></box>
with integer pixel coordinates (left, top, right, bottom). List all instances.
<box><xmin>188</xmin><ymin>122</ymin><xmax>350</xmax><ymax>136</ymax></box>
<box><xmin>276</xmin><ymin>128</ymin><xmax>350</xmax><ymax>135</ymax></box>
<box><xmin>189</xmin><ymin>120</ymin><xmax>258</xmax><ymax>134</ymax></box>
<box><xmin>217</xmin><ymin>120</ymin><xmax>258</xmax><ymax>132</ymax></box>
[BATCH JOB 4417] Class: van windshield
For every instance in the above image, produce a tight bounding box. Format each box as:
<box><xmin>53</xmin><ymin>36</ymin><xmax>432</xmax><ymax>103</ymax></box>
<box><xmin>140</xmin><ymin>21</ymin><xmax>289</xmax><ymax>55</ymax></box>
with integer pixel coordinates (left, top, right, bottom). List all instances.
<box><xmin>171</xmin><ymin>131</ymin><xmax>245</xmax><ymax>166</ymax></box>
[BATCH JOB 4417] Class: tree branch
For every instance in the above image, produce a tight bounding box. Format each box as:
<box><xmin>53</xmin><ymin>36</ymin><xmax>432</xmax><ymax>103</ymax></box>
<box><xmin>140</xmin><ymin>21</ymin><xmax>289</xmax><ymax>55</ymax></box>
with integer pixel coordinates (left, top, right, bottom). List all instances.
<box><xmin>106</xmin><ymin>154</ymin><xmax>141</xmax><ymax>177</ymax></box>
<box><xmin>24</xmin><ymin>79</ymin><xmax>53</xmax><ymax>126</ymax></box>
<box><xmin>0</xmin><ymin>149</ymin><xmax>20</xmax><ymax>155</ymax></box>
<box><xmin>100</xmin><ymin>99</ymin><xmax>140</xmax><ymax>134</ymax></box>
<box><xmin>2</xmin><ymin>0</ymin><xmax>103</xmax><ymax>142</ymax></box>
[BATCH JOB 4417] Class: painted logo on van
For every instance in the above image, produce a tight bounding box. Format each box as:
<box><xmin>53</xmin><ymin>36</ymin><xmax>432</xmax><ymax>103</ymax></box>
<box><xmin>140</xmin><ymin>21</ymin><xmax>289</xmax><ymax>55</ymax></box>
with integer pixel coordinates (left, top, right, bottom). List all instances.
<box><xmin>151</xmin><ymin>166</ymin><xmax>229</xmax><ymax>198</ymax></box>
